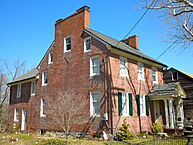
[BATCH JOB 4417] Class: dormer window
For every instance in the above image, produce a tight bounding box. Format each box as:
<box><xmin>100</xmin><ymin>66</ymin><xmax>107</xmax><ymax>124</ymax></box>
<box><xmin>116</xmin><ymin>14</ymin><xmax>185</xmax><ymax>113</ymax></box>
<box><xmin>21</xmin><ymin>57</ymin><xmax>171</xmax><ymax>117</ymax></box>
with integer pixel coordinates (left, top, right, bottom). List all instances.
<box><xmin>84</xmin><ymin>37</ymin><xmax>91</xmax><ymax>52</ymax></box>
<box><xmin>64</xmin><ymin>36</ymin><xmax>71</xmax><ymax>52</ymax></box>
<box><xmin>48</xmin><ymin>52</ymin><xmax>53</xmax><ymax>64</ymax></box>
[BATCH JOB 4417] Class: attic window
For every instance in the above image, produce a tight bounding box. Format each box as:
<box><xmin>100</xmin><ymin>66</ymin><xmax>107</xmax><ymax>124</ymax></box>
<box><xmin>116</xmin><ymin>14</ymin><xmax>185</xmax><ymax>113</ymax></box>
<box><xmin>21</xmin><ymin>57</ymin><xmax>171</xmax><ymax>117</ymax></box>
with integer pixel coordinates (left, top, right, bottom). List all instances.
<box><xmin>172</xmin><ymin>72</ymin><xmax>178</xmax><ymax>81</ymax></box>
<box><xmin>48</xmin><ymin>52</ymin><xmax>53</xmax><ymax>64</ymax></box>
<box><xmin>84</xmin><ymin>37</ymin><xmax>91</xmax><ymax>52</ymax></box>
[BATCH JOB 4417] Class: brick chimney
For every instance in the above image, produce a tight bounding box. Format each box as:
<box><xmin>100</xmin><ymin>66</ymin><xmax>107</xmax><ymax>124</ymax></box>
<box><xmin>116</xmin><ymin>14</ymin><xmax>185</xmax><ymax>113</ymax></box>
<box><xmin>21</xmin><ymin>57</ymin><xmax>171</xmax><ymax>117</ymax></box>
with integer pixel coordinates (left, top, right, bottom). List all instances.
<box><xmin>76</xmin><ymin>5</ymin><xmax>90</xmax><ymax>28</ymax></box>
<box><xmin>122</xmin><ymin>35</ymin><xmax>139</xmax><ymax>50</ymax></box>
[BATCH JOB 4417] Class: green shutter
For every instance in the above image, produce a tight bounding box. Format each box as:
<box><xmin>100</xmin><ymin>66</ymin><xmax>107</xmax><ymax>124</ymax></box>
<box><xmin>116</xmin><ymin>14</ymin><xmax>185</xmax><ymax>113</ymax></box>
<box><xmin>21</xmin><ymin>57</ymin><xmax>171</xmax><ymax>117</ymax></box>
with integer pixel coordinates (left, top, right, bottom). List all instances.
<box><xmin>128</xmin><ymin>93</ymin><xmax>133</xmax><ymax>116</ymax></box>
<box><xmin>118</xmin><ymin>92</ymin><xmax>122</xmax><ymax>116</ymax></box>
<box><xmin>136</xmin><ymin>95</ymin><xmax>140</xmax><ymax>116</ymax></box>
<box><xmin>145</xmin><ymin>95</ymin><xmax>149</xmax><ymax>116</ymax></box>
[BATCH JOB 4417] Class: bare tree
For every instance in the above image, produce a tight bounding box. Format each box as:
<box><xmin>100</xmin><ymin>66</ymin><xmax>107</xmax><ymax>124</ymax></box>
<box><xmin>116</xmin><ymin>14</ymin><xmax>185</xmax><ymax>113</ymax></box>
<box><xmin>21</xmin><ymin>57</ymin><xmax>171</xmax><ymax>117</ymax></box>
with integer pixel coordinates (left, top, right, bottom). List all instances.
<box><xmin>145</xmin><ymin>0</ymin><xmax>193</xmax><ymax>48</ymax></box>
<box><xmin>44</xmin><ymin>89</ymin><xmax>89</xmax><ymax>136</ymax></box>
<box><xmin>0</xmin><ymin>59</ymin><xmax>26</xmax><ymax>132</ymax></box>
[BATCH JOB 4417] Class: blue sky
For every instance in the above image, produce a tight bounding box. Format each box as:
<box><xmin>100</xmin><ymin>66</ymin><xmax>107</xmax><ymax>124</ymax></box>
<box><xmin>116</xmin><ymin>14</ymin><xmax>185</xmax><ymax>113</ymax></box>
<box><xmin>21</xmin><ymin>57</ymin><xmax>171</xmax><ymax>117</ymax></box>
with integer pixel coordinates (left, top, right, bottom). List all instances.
<box><xmin>1</xmin><ymin>0</ymin><xmax>193</xmax><ymax>73</ymax></box>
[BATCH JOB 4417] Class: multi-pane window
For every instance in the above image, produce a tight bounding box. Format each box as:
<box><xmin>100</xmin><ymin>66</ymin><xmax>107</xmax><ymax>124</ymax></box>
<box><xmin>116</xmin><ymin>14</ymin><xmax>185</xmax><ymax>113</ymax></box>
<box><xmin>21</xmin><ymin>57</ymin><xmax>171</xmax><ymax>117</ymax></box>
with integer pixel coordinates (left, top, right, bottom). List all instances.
<box><xmin>121</xmin><ymin>92</ymin><xmax>129</xmax><ymax>116</ymax></box>
<box><xmin>139</xmin><ymin>95</ymin><xmax>146</xmax><ymax>116</ymax></box>
<box><xmin>14</xmin><ymin>108</ymin><xmax>19</xmax><ymax>122</ymax></box>
<box><xmin>16</xmin><ymin>84</ymin><xmax>21</xmax><ymax>98</ymax></box>
<box><xmin>31</xmin><ymin>81</ymin><xmax>35</xmax><ymax>96</ymax></box>
<box><xmin>48</xmin><ymin>52</ymin><xmax>53</xmax><ymax>64</ymax></box>
<box><xmin>90</xmin><ymin>56</ymin><xmax>100</xmax><ymax>76</ymax></box>
<box><xmin>90</xmin><ymin>92</ymin><xmax>100</xmax><ymax>116</ymax></box>
<box><xmin>42</xmin><ymin>71</ymin><xmax>48</xmax><ymax>86</ymax></box>
<box><xmin>138</xmin><ymin>63</ymin><xmax>144</xmax><ymax>80</ymax></box>
<box><xmin>120</xmin><ymin>57</ymin><xmax>127</xmax><ymax>76</ymax></box>
<box><xmin>152</xmin><ymin>67</ymin><xmax>158</xmax><ymax>83</ymax></box>
<box><xmin>40</xmin><ymin>98</ymin><xmax>46</xmax><ymax>117</ymax></box>
<box><xmin>172</xmin><ymin>72</ymin><xmax>178</xmax><ymax>81</ymax></box>
<box><xmin>64</xmin><ymin>36</ymin><xmax>71</xmax><ymax>52</ymax></box>
<box><xmin>84</xmin><ymin>37</ymin><xmax>91</xmax><ymax>52</ymax></box>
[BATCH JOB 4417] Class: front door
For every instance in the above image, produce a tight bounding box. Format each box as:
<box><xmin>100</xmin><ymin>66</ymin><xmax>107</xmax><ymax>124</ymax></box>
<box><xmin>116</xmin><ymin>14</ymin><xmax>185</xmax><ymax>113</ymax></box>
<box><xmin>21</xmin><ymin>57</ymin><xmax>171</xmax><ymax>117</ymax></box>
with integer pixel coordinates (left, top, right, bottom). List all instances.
<box><xmin>154</xmin><ymin>100</ymin><xmax>161</xmax><ymax>122</ymax></box>
<box><xmin>21</xmin><ymin>109</ymin><xmax>27</xmax><ymax>131</ymax></box>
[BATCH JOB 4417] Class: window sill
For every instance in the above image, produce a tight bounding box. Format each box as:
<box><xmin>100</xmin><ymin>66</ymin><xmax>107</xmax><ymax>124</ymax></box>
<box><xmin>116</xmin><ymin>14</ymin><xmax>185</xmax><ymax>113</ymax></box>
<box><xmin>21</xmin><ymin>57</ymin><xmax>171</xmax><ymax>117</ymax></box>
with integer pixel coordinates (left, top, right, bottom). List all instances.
<box><xmin>48</xmin><ymin>62</ymin><xmax>53</xmax><ymax>65</ymax></box>
<box><xmin>64</xmin><ymin>50</ymin><xmax>71</xmax><ymax>53</ymax></box>
<box><xmin>31</xmin><ymin>94</ymin><xmax>35</xmax><ymax>96</ymax></box>
<box><xmin>40</xmin><ymin>114</ymin><xmax>46</xmax><ymax>118</ymax></box>
<box><xmin>84</xmin><ymin>50</ymin><xmax>91</xmax><ymax>53</ymax></box>
<box><xmin>42</xmin><ymin>84</ymin><xmax>47</xmax><ymax>87</ymax></box>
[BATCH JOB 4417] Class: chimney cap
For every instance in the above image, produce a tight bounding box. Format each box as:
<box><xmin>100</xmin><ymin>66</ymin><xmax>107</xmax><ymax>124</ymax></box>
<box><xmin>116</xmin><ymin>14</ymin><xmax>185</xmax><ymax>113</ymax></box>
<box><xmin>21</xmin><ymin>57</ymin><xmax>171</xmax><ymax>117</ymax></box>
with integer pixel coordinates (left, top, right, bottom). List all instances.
<box><xmin>76</xmin><ymin>5</ymin><xmax>90</xmax><ymax>12</ymax></box>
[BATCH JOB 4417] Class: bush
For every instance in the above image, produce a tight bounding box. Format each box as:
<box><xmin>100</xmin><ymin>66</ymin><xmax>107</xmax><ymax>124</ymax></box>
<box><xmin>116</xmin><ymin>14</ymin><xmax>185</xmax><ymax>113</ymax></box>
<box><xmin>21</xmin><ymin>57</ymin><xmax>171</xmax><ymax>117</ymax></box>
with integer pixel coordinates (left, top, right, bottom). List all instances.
<box><xmin>117</xmin><ymin>119</ymin><xmax>134</xmax><ymax>141</ymax></box>
<box><xmin>44</xmin><ymin>139</ymin><xmax>67</xmax><ymax>145</ymax></box>
<box><xmin>152</xmin><ymin>121</ymin><xmax>163</xmax><ymax>133</ymax></box>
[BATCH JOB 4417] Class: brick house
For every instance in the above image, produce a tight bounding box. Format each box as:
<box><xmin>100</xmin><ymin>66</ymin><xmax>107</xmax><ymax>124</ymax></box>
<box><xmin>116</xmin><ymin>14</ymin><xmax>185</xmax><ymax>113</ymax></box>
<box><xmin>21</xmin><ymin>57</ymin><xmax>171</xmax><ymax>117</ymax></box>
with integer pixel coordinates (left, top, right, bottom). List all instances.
<box><xmin>8</xmin><ymin>6</ymin><xmax>169</xmax><ymax>134</ymax></box>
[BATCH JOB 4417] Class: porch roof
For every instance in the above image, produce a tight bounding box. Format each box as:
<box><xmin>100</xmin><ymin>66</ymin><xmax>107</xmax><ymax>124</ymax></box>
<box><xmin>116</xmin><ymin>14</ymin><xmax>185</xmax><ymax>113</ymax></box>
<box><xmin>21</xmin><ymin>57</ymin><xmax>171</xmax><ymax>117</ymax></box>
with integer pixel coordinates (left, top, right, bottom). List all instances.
<box><xmin>149</xmin><ymin>82</ymin><xmax>186</xmax><ymax>98</ymax></box>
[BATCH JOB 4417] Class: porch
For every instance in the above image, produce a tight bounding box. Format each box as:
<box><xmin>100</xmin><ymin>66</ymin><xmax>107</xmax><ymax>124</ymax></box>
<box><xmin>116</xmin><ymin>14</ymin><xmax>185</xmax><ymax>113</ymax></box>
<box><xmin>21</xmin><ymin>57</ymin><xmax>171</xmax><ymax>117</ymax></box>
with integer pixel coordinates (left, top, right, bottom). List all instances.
<box><xmin>149</xmin><ymin>82</ymin><xmax>186</xmax><ymax>129</ymax></box>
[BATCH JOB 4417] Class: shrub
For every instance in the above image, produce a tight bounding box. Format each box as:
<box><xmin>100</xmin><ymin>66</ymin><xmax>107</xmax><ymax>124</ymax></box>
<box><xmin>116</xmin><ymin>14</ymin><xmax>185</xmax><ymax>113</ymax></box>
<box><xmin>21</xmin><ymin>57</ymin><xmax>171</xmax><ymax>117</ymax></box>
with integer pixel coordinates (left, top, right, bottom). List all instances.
<box><xmin>117</xmin><ymin>119</ymin><xmax>134</xmax><ymax>141</ymax></box>
<box><xmin>152</xmin><ymin>121</ymin><xmax>163</xmax><ymax>133</ymax></box>
<box><xmin>44</xmin><ymin>139</ymin><xmax>67</xmax><ymax>145</ymax></box>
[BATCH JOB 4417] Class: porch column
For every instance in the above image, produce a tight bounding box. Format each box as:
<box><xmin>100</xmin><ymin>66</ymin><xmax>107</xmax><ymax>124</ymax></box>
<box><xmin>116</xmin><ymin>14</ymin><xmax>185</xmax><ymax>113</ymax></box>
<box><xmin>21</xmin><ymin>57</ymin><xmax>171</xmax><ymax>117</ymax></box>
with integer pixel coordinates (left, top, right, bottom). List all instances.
<box><xmin>164</xmin><ymin>99</ymin><xmax>169</xmax><ymax>128</ymax></box>
<box><xmin>169</xmin><ymin>99</ymin><xmax>174</xmax><ymax>129</ymax></box>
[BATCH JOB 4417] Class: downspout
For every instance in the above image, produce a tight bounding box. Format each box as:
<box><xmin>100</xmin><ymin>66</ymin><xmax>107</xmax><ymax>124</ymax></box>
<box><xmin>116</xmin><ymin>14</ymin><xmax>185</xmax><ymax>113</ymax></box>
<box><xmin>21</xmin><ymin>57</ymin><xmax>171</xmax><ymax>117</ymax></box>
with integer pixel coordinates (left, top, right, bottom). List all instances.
<box><xmin>103</xmin><ymin>58</ymin><xmax>108</xmax><ymax>121</ymax></box>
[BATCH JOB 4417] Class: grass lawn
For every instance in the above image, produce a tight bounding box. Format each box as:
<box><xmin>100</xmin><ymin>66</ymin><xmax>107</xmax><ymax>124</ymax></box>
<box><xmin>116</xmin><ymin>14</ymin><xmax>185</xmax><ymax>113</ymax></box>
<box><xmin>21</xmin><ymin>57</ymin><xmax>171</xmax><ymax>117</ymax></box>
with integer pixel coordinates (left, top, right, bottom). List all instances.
<box><xmin>0</xmin><ymin>133</ymin><xmax>191</xmax><ymax>145</ymax></box>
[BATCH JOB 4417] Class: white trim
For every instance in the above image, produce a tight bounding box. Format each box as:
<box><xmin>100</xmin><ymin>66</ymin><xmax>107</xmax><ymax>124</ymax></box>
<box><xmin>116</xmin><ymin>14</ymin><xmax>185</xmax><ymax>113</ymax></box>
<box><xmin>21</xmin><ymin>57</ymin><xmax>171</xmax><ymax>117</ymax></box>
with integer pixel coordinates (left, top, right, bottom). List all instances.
<box><xmin>42</xmin><ymin>71</ymin><xmax>48</xmax><ymax>86</ymax></box>
<box><xmin>139</xmin><ymin>95</ymin><xmax>146</xmax><ymax>116</ymax></box>
<box><xmin>119</xmin><ymin>56</ymin><xmax>128</xmax><ymax>77</ymax></box>
<box><xmin>14</xmin><ymin>108</ymin><xmax>19</xmax><ymax>122</ymax></box>
<box><xmin>84</xmin><ymin>37</ymin><xmax>91</xmax><ymax>52</ymax></box>
<box><xmin>30</xmin><ymin>81</ymin><xmax>36</xmax><ymax>96</ymax></box>
<box><xmin>90</xmin><ymin>92</ymin><xmax>100</xmax><ymax>117</ymax></box>
<box><xmin>90</xmin><ymin>56</ymin><xmax>100</xmax><ymax>77</ymax></box>
<box><xmin>16</xmin><ymin>84</ymin><xmax>21</xmax><ymax>98</ymax></box>
<box><xmin>137</xmin><ymin>62</ymin><xmax>145</xmax><ymax>81</ymax></box>
<box><xmin>121</xmin><ymin>92</ymin><xmax>130</xmax><ymax>116</ymax></box>
<box><xmin>40</xmin><ymin>98</ymin><xmax>46</xmax><ymax>117</ymax></box>
<box><xmin>21</xmin><ymin>109</ymin><xmax>26</xmax><ymax>131</ymax></box>
<box><xmin>152</xmin><ymin>67</ymin><xmax>158</xmax><ymax>84</ymax></box>
<box><xmin>64</xmin><ymin>36</ymin><xmax>71</xmax><ymax>52</ymax></box>
<box><xmin>48</xmin><ymin>51</ymin><xmax>53</xmax><ymax>64</ymax></box>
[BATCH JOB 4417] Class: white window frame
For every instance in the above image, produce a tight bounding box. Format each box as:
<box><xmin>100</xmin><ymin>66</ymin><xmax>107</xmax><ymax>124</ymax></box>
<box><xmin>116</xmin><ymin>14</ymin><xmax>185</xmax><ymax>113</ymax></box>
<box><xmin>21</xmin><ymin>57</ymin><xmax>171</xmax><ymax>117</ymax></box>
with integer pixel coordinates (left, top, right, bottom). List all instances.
<box><xmin>16</xmin><ymin>84</ymin><xmax>21</xmax><ymax>98</ymax></box>
<box><xmin>84</xmin><ymin>37</ymin><xmax>91</xmax><ymax>52</ymax></box>
<box><xmin>90</xmin><ymin>56</ymin><xmax>100</xmax><ymax>77</ymax></box>
<box><xmin>90</xmin><ymin>92</ymin><xmax>100</xmax><ymax>117</ymax></box>
<box><xmin>121</xmin><ymin>92</ymin><xmax>130</xmax><ymax>116</ymax></box>
<box><xmin>120</xmin><ymin>57</ymin><xmax>128</xmax><ymax>77</ymax></box>
<box><xmin>152</xmin><ymin>67</ymin><xmax>158</xmax><ymax>84</ymax></box>
<box><xmin>64</xmin><ymin>36</ymin><xmax>71</xmax><ymax>52</ymax></box>
<box><xmin>48</xmin><ymin>51</ymin><xmax>53</xmax><ymax>64</ymax></box>
<box><xmin>42</xmin><ymin>71</ymin><xmax>48</xmax><ymax>86</ymax></box>
<box><xmin>139</xmin><ymin>95</ymin><xmax>146</xmax><ymax>116</ymax></box>
<box><xmin>30</xmin><ymin>81</ymin><xmax>36</xmax><ymax>96</ymax></box>
<box><xmin>14</xmin><ymin>108</ymin><xmax>19</xmax><ymax>122</ymax></box>
<box><xmin>138</xmin><ymin>62</ymin><xmax>145</xmax><ymax>81</ymax></box>
<box><xmin>40</xmin><ymin>98</ymin><xmax>46</xmax><ymax>117</ymax></box>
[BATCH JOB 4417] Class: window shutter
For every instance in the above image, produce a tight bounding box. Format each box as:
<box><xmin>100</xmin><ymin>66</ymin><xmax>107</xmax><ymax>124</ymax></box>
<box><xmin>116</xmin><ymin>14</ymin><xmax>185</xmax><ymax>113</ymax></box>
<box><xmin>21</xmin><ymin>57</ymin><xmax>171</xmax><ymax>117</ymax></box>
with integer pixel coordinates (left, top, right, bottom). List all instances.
<box><xmin>118</xmin><ymin>92</ymin><xmax>122</xmax><ymax>116</ymax></box>
<box><xmin>145</xmin><ymin>95</ymin><xmax>149</xmax><ymax>116</ymax></box>
<box><xmin>128</xmin><ymin>93</ymin><xmax>133</xmax><ymax>116</ymax></box>
<box><xmin>136</xmin><ymin>95</ymin><xmax>140</xmax><ymax>116</ymax></box>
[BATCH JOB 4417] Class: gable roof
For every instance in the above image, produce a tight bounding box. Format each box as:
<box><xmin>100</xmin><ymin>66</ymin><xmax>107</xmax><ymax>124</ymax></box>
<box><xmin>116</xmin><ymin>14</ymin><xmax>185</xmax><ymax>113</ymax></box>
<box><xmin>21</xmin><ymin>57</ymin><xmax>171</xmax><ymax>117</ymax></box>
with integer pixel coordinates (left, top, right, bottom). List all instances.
<box><xmin>84</xmin><ymin>28</ymin><xmax>167</xmax><ymax>67</ymax></box>
<box><xmin>7</xmin><ymin>68</ymin><xmax>39</xmax><ymax>85</ymax></box>
<box><xmin>168</xmin><ymin>67</ymin><xmax>193</xmax><ymax>80</ymax></box>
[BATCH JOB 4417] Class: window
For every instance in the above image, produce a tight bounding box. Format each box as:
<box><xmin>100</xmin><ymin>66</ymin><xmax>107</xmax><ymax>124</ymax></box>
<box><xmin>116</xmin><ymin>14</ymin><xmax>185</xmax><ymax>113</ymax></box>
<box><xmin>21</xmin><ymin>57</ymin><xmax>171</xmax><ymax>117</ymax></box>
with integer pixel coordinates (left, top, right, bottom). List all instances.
<box><xmin>14</xmin><ymin>108</ymin><xmax>19</xmax><ymax>122</ymax></box>
<box><xmin>90</xmin><ymin>92</ymin><xmax>100</xmax><ymax>116</ymax></box>
<box><xmin>48</xmin><ymin>52</ymin><xmax>53</xmax><ymax>64</ymax></box>
<box><xmin>138</xmin><ymin>63</ymin><xmax>144</xmax><ymax>80</ymax></box>
<box><xmin>172</xmin><ymin>72</ymin><xmax>178</xmax><ymax>81</ymax></box>
<box><xmin>118</xmin><ymin>92</ymin><xmax>131</xmax><ymax>116</ymax></box>
<box><xmin>139</xmin><ymin>95</ymin><xmax>146</xmax><ymax>116</ymax></box>
<box><xmin>120</xmin><ymin>57</ymin><xmax>128</xmax><ymax>76</ymax></box>
<box><xmin>64</xmin><ymin>36</ymin><xmax>71</xmax><ymax>52</ymax></box>
<box><xmin>152</xmin><ymin>67</ymin><xmax>158</xmax><ymax>83</ymax></box>
<box><xmin>16</xmin><ymin>84</ymin><xmax>21</xmax><ymax>98</ymax></box>
<box><xmin>31</xmin><ymin>81</ymin><xmax>35</xmax><ymax>96</ymax></box>
<box><xmin>42</xmin><ymin>71</ymin><xmax>48</xmax><ymax>86</ymax></box>
<box><xmin>84</xmin><ymin>37</ymin><xmax>91</xmax><ymax>52</ymax></box>
<box><xmin>90</xmin><ymin>56</ymin><xmax>100</xmax><ymax>76</ymax></box>
<box><xmin>40</xmin><ymin>98</ymin><xmax>46</xmax><ymax>117</ymax></box>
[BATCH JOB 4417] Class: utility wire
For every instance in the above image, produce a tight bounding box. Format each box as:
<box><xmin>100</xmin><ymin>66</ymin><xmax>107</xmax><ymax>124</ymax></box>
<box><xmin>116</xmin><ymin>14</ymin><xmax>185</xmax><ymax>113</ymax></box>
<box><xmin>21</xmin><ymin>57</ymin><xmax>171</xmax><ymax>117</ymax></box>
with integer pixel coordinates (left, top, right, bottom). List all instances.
<box><xmin>115</xmin><ymin>0</ymin><xmax>158</xmax><ymax>47</ymax></box>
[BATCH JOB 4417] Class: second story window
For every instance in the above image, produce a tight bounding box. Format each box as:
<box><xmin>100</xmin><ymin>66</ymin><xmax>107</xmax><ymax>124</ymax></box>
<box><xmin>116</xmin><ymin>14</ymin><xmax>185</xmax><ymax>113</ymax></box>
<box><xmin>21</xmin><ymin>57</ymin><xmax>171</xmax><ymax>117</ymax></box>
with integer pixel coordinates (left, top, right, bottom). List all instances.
<box><xmin>42</xmin><ymin>71</ymin><xmax>48</xmax><ymax>86</ymax></box>
<box><xmin>120</xmin><ymin>57</ymin><xmax>128</xmax><ymax>77</ymax></box>
<box><xmin>64</xmin><ymin>36</ymin><xmax>71</xmax><ymax>52</ymax></box>
<box><xmin>84</xmin><ymin>37</ymin><xmax>91</xmax><ymax>52</ymax></box>
<box><xmin>48</xmin><ymin>52</ymin><xmax>53</xmax><ymax>64</ymax></box>
<box><xmin>90</xmin><ymin>56</ymin><xmax>100</xmax><ymax>77</ymax></box>
<box><xmin>152</xmin><ymin>67</ymin><xmax>158</xmax><ymax>83</ymax></box>
<box><xmin>31</xmin><ymin>81</ymin><xmax>36</xmax><ymax>96</ymax></box>
<box><xmin>16</xmin><ymin>84</ymin><xmax>21</xmax><ymax>98</ymax></box>
<box><xmin>138</xmin><ymin>63</ymin><xmax>144</xmax><ymax>80</ymax></box>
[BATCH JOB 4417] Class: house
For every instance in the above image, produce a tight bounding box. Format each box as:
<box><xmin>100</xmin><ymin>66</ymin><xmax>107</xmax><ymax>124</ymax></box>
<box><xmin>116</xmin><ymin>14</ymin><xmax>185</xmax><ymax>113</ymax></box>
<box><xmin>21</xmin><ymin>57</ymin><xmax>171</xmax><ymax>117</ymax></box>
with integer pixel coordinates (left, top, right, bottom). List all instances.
<box><xmin>164</xmin><ymin>67</ymin><xmax>193</xmax><ymax>120</ymax></box>
<box><xmin>8</xmin><ymin>6</ymin><xmax>168</xmax><ymax>135</ymax></box>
